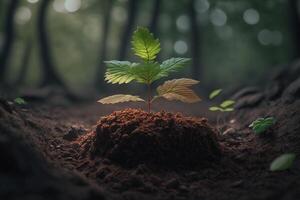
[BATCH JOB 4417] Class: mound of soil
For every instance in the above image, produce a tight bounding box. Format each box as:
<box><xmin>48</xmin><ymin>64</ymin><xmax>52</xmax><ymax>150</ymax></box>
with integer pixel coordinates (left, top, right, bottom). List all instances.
<box><xmin>87</xmin><ymin>109</ymin><xmax>220</xmax><ymax>166</ymax></box>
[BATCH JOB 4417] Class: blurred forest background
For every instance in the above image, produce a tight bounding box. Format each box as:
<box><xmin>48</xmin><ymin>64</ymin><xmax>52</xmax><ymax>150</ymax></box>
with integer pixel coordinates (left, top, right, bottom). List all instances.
<box><xmin>0</xmin><ymin>0</ymin><xmax>299</xmax><ymax>96</ymax></box>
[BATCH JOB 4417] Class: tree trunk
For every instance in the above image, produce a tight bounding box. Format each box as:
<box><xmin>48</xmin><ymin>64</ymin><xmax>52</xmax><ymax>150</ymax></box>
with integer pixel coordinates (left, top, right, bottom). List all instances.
<box><xmin>0</xmin><ymin>0</ymin><xmax>19</xmax><ymax>84</ymax></box>
<box><xmin>37</xmin><ymin>0</ymin><xmax>65</xmax><ymax>87</ymax></box>
<box><xmin>95</xmin><ymin>0</ymin><xmax>113</xmax><ymax>90</ymax></box>
<box><xmin>14</xmin><ymin>40</ymin><xmax>32</xmax><ymax>86</ymax></box>
<box><xmin>149</xmin><ymin>0</ymin><xmax>161</xmax><ymax>36</ymax></box>
<box><xmin>118</xmin><ymin>0</ymin><xmax>138</xmax><ymax>60</ymax></box>
<box><xmin>188</xmin><ymin>0</ymin><xmax>202</xmax><ymax>80</ymax></box>
<box><xmin>289</xmin><ymin>0</ymin><xmax>300</xmax><ymax>58</ymax></box>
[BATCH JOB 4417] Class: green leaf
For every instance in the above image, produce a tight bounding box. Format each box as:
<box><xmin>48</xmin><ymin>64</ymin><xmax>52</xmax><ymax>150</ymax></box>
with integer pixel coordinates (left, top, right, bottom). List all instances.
<box><xmin>130</xmin><ymin>62</ymin><xmax>162</xmax><ymax>84</ymax></box>
<box><xmin>104</xmin><ymin>61</ymin><xmax>138</xmax><ymax>84</ymax></box>
<box><xmin>270</xmin><ymin>153</ymin><xmax>296</xmax><ymax>171</ymax></box>
<box><xmin>209</xmin><ymin>106</ymin><xmax>223</xmax><ymax>112</ymax></box>
<box><xmin>223</xmin><ymin>107</ymin><xmax>234</xmax><ymax>112</ymax></box>
<box><xmin>14</xmin><ymin>97</ymin><xmax>27</xmax><ymax>105</ymax></box>
<box><xmin>131</xmin><ymin>27</ymin><xmax>160</xmax><ymax>61</ymax></box>
<box><xmin>98</xmin><ymin>94</ymin><xmax>145</xmax><ymax>104</ymax></box>
<box><xmin>158</xmin><ymin>57</ymin><xmax>190</xmax><ymax>78</ymax></box>
<box><xmin>209</xmin><ymin>89</ymin><xmax>222</xmax><ymax>99</ymax></box>
<box><xmin>157</xmin><ymin>78</ymin><xmax>201</xmax><ymax>103</ymax></box>
<box><xmin>249</xmin><ymin>117</ymin><xmax>276</xmax><ymax>134</ymax></box>
<box><xmin>220</xmin><ymin>100</ymin><xmax>235</xmax><ymax>108</ymax></box>
<box><xmin>249</xmin><ymin>118</ymin><xmax>264</xmax><ymax>127</ymax></box>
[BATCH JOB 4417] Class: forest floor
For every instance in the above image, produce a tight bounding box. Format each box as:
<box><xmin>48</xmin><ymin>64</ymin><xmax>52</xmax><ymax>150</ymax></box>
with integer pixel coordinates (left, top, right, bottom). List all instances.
<box><xmin>1</xmin><ymin>62</ymin><xmax>300</xmax><ymax>200</ymax></box>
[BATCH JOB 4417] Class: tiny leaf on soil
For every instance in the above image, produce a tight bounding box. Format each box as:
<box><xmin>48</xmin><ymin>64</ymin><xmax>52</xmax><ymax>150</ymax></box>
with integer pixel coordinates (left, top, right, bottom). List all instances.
<box><xmin>270</xmin><ymin>153</ymin><xmax>296</xmax><ymax>171</ymax></box>
<box><xmin>14</xmin><ymin>97</ymin><xmax>27</xmax><ymax>105</ymax></box>
<box><xmin>98</xmin><ymin>94</ymin><xmax>145</xmax><ymax>104</ymax></box>
<box><xmin>220</xmin><ymin>100</ymin><xmax>235</xmax><ymax>108</ymax></box>
<box><xmin>223</xmin><ymin>107</ymin><xmax>234</xmax><ymax>112</ymax></box>
<box><xmin>209</xmin><ymin>89</ymin><xmax>222</xmax><ymax>99</ymax></box>
<box><xmin>209</xmin><ymin>106</ymin><xmax>223</xmax><ymax>111</ymax></box>
<box><xmin>249</xmin><ymin>117</ymin><xmax>275</xmax><ymax>134</ymax></box>
<box><xmin>157</xmin><ymin>78</ymin><xmax>201</xmax><ymax>103</ymax></box>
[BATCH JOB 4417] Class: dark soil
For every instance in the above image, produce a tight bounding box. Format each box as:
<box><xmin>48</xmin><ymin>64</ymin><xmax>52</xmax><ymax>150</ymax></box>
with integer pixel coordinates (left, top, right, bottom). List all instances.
<box><xmin>1</xmin><ymin>61</ymin><xmax>300</xmax><ymax>200</ymax></box>
<box><xmin>85</xmin><ymin>109</ymin><xmax>220</xmax><ymax>167</ymax></box>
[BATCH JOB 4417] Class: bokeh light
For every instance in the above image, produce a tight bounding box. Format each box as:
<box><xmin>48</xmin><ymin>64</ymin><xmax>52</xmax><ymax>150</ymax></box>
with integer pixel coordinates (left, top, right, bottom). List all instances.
<box><xmin>176</xmin><ymin>15</ymin><xmax>190</xmax><ymax>32</ymax></box>
<box><xmin>64</xmin><ymin>0</ymin><xmax>81</xmax><ymax>13</ymax></box>
<box><xmin>112</xmin><ymin>6</ymin><xmax>127</xmax><ymax>23</ymax></box>
<box><xmin>243</xmin><ymin>8</ymin><xmax>260</xmax><ymax>25</ymax></box>
<box><xmin>210</xmin><ymin>9</ymin><xmax>227</xmax><ymax>26</ymax></box>
<box><xmin>15</xmin><ymin>6</ymin><xmax>31</xmax><ymax>25</ymax></box>
<box><xmin>195</xmin><ymin>0</ymin><xmax>210</xmax><ymax>14</ymax></box>
<box><xmin>53</xmin><ymin>0</ymin><xmax>65</xmax><ymax>13</ymax></box>
<box><xmin>27</xmin><ymin>0</ymin><xmax>39</xmax><ymax>4</ymax></box>
<box><xmin>174</xmin><ymin>40</ymin><xmax>188</xmax><ymax>55</ymax></box>
<box><xmin>258</xmin><ymin>29</ymin><xmax>283</xmax><ymax>46</ymax></box>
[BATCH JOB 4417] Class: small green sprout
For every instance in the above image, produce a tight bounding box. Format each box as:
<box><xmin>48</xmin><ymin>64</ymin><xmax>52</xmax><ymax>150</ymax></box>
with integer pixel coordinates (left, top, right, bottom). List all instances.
<box><xmin>209</xmin><ymin>89</ymin><xmax>222</xmax><ymax>99</ymax></box>
<box><xmin>208</xmin><ymin>89</ymin><xmax>235</xmax><ymax>112</ymax></box>
<box><xmin>14</xmin><ymin>97</ymin><xmax>27</xmax><ymax>105</ymax></box>
<box><xmin>98</xmin><ymin>27</ymin><xmax>201</xmax><ymax>112</ymax></box>
<box><xmin>270</xmin><ymin>153</ymin><xmax>296</xmax><ymax>171</ymax></box>
<box><xmin>249</xmin><ymin>117</ymin><xmax>276</xmax><ymax>134</ymax></box>
<box><xmin>209</xmin><ymin>100</ymin><xmax>235</xmax><ymax>112</ymax></box>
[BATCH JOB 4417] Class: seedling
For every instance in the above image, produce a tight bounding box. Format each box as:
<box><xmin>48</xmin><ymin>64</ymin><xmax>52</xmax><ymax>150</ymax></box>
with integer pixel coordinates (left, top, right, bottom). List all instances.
<box><xmin>209</xmin><ymin>89</ymin><xmax>222</xmax><ymax>100</ymax></box>
<box><xmin>270</xmin><ymin>153</ymin><xmax>296</xmax><ymax>171</ymax></box>
<box><xmin>249</xmin><ymin>117</ymin><xmax>276</xmax><ymax>134</ymax></box>
<box><xmin>14</xmin><ymin>97</ymin><xmax>27</xmax><ymax>105</ymax></box>
<box><xmin>208</xmin><ymin>89</ymin><xmax>235</xmax><ymax>132</ymax></box>
<box><xmin>98</xmin><ymin>27</ymin><xmax>201</xmax><ymax>112</ymax></box>
<box><xmin>208</xmin><ymin>89</ymin><xmax>235</xmax><ymax>112</ymax></box>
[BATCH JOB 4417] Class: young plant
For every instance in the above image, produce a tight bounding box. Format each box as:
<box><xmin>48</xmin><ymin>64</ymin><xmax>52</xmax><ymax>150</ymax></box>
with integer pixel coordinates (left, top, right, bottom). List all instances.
<box><xmin>14</xmin><ymin>97</ymin><xmax>27</xmax><ymax>105</ymax></box>
<box><xmin>249</xmin><ymin>117</ymin><xmax>276</xmax><ymax>134</ymax></box>
<box><xmin>98</xmin><ymin>27</ymin><xmax>201</xmax><ymax>112</ymax></box>
<box><xmin>208</xmin><ymin>89</ymin><xmax>235</xmax><ymax>112</ymax></box>
<box><xmin>208</xmin><ymin>89</ymin><xmax>235</xmax><ymax>132</ymax></box>
<box><xmin>270</xmin><ymin>153</ymin><xmax>296</xmax><ymax>171</ymax></box>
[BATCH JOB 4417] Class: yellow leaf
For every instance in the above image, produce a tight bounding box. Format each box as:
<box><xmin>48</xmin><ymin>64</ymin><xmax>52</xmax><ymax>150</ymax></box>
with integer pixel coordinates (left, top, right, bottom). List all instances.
<box><xmin>98</xmin><ymin>94</ymin><xmax>145</xmax><ymax>104</ymax></box>
<box><xmin>156</xmin><ymin>78</ymin><xmax>201</xmax><ymax>103</ymax></box>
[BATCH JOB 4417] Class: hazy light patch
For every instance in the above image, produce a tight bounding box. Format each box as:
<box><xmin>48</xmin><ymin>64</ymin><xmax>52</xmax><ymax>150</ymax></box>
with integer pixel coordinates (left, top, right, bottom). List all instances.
<box><xmin>176</xmin><ymin>15</ymin><xmax>190</xmax><ymax>32</ymax></box>
<box><xmin>195</xmin><ymin>0</ymin><xmax>210</xmax><ymax>14</ymax></box>
<box><xmin>15</xmin><ymin>7</ymin><xmax>31</xmax><ymax>25</ymax></box>
<box><xmin>216</xmin><ymin>25</ymin><xmax>233</xmax><ymax>40</ymax></box>
<box><xmin>243</xmin><ymin>8</ymin><xmax>260</xmax><ymax>25</ymax></box>
<box><xmin>266</xmin><ymin>0</ymin><xmax>276</xmax><ymax>9</ymax></box>
<box><xmin>83</xmin><ymin>17</ymin><xmax>100</xmax><ymax>40</ymax></box>
<box><xmin>81</xmin><ymin>0</ymin><xmax>90</xmax><ymax>9</ymax></box>
<box><xmin>258</xmin><ymin>29</ymin><xmax>282</xmax><ymax>46</ymax></box>
<box><xmin>174</xmin><ymin>40</ymin><xmax>188</xmax><ymax>55</ymax></box>
<box><xmin>112</xmin><ymin>6</ymin><xmax>127</xmax><ymax>23</ymax></box>
<box><xmin>53</xmin><ymin>0</ymin><xmax>66</xmax><ymax>13</ymax></box>
<box><xmin>64</xmin><ymin>0</ymin><xmax>81</xmax><ymax>13</ymax></box>
<box><xmin>163</xmin><ymin>39</ymin><xmax>173</xmax><ymax>52</ymax></box>
<box><xmin>272</xmin><ymin>31</ymin><xmax>283</xmax><ymax>45</ymax></box>
<box><xmin>27</xmin><ymin>0</ymin><xmax>39</xmax><ymax>3</ymax></box>
<box><xmin>159</xmin><ymin>14</ymin><xmax>172</xmax><ymax>30</ymax></box>
<box><xmin>210</xmin><ymin>9</ymin><xmax>227</xmax><ymax>26</ymax></box>
<box><xmin>258</xmin><ymin>29</ymin><xmax>272</xmax><ymax>45</ymax></box>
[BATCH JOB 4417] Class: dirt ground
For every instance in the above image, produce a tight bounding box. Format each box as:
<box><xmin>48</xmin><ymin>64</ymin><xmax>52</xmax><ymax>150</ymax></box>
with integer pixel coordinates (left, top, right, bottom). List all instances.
<box><xmin>1</xmin><ymin>62</ymin><xmax>300</xmax><ymax>200</ymax></box>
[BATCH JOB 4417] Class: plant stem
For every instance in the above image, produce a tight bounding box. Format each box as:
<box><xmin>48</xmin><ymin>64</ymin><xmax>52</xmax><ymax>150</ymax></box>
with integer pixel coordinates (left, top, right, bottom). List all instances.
<box><xmin>147</xmin><ymin>83</ymin><xmax>152</xmax><ymax>113</ymax></box>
